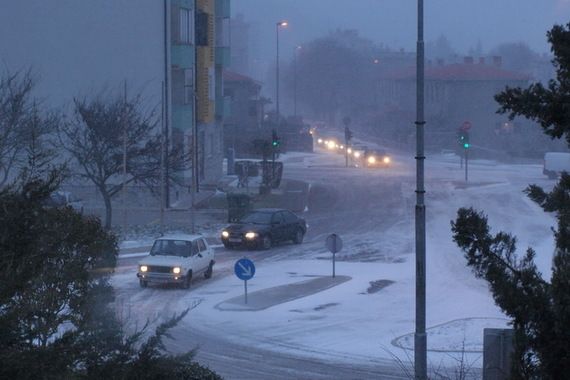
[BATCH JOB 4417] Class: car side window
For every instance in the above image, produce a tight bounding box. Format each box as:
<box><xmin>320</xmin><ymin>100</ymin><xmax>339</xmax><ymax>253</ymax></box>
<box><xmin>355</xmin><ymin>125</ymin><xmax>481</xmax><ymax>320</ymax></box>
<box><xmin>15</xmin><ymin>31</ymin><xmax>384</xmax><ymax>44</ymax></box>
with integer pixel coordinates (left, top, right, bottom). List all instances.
<box><xmin>283</xmin><ymin>211</ymin><xmax>297</xmax><ymax>223</ymax></box>
<box><xmin>191</xmin><ymin>241</ymin><xmax>200</xmax><ymax>256</ymax></box>
<box><xmin>197</xmin><ymin>239</ymin><xmax>207</xmax><ymax>252</ymax></box>
<box><xmin>184</xmin><ymin>241</ymin><xmax>193</xmax><ymax>257</ymax></box>
<box><xmin>271</xmin><ymin>212</ymin><xmax>284</xmax><ymax>224</ymax></box>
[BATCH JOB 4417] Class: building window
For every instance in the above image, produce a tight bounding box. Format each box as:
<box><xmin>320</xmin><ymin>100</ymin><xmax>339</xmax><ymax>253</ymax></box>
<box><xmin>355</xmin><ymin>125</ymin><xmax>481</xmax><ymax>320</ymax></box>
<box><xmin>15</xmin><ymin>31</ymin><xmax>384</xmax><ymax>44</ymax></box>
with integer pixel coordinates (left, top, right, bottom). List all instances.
<box><xmin>184</xmin><ymin>68</ymin><xmax>193</xmax><ymax>104</ymax></box>
<box><xmin>215</xmin><ymin>17</ymin><xmax>230</xmax><ymax>47</ymax></box>
<box><xmin>179</xmin><ymin>8</ymin><xmax>194</xmax><ymax>44</ymax></box>
<box><xmin>172</xmin><ymin>67</ymin><xmax>194</xmax><ymax>105</ymax></box>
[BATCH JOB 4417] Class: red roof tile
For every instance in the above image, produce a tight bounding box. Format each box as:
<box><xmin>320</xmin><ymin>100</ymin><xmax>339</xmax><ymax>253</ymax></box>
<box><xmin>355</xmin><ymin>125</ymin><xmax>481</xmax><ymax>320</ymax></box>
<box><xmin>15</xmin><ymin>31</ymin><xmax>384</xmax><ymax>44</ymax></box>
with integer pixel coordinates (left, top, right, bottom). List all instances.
<box><xmin>382</xmin><ymin>64</ymin><xmax>530</xmax><ymax>81</ymax></box>
<box><xmin>223</xmin><ymin>70</ymin><xmax>260</xmax><ymax>84</ymax></box>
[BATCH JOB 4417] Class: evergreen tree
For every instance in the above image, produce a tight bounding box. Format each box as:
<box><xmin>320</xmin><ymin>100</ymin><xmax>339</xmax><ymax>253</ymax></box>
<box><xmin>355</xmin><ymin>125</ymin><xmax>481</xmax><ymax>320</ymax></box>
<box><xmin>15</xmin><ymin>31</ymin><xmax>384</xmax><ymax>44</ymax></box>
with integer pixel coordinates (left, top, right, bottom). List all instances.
<box><xmin>0</xmin><ymin>171</ymin><xmax>221</xmax><ymax>379</ymax></box>
<box><xmin>452</xmin><ymin>22</ymin><xmax>570</xmax><ymax>379</ymax></box>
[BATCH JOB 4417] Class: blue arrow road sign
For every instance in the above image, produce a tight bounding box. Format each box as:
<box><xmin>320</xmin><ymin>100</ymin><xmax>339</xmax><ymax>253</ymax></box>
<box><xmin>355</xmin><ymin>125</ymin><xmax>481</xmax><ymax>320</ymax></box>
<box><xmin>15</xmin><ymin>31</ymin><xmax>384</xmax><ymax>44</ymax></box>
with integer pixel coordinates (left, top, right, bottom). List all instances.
<box><xmin>235</xmin><ymin>258</ymin><xmax>255</xmax><ymax>281</ymax></box>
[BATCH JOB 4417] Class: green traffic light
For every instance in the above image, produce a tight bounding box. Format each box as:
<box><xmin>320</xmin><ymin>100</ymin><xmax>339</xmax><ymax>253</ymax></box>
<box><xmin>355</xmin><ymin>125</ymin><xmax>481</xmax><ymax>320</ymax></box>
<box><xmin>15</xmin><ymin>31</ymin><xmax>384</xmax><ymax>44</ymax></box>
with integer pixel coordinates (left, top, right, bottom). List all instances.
<box><xmin>463</xmin><ymin>143</ymin><xmax>470</xmax><ymax>148</ymax></box>
<box><xmin>272</xmin><ymin>141</ymin><xmax>279</xmax><ymax>147</ymax></box>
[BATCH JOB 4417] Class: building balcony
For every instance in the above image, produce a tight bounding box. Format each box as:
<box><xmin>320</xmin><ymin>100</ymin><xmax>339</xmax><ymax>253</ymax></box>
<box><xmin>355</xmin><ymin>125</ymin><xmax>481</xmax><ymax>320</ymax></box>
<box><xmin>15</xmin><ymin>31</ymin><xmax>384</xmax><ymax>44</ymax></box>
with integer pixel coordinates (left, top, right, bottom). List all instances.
<box><xmin>215</xmin><ymin>0</ymin><xmax>230</xmax><ymax>18</ymax></box>
<box><xmin>172</xmin><ymin>104</ymin><xmax>194</xmax><ymax>131</ymax></box>
<box><xmin>215</xmin><ymin>46</ymin><xmax>231</xmax><ymax>67</ymax></box>
<box><xmin>216</xmin><ymin>96</ymin><xmax>231</xmax><ymax>119</ymax></box>
<box><xmin>171</xmin><ymin>45</ymin><xmax>195</xmax><ymax>68</ymax></box>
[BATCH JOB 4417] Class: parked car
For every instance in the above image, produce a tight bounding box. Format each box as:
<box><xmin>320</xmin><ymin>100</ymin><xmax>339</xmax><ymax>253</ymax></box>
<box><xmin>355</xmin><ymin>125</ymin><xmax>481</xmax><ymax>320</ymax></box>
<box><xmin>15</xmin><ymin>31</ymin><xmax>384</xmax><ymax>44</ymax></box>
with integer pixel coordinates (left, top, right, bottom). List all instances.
<box><xmin>46</xmin><ymin>190</ymin><xmax>84</xmax><ymax>212</ymax></box>
<box><xmin>221</xmin><ymin>208</ymin><xmax>307</xmax><ymax>250</ymax></box>
<box><xmin>137</xmin><ymin>235</ymin><xmax>215</xmax><ymax>289</ymax></box>
<box><xmin>543</xmin><ymin>152</ymin><xmax>570</xmax><ymax>179</ymax></box>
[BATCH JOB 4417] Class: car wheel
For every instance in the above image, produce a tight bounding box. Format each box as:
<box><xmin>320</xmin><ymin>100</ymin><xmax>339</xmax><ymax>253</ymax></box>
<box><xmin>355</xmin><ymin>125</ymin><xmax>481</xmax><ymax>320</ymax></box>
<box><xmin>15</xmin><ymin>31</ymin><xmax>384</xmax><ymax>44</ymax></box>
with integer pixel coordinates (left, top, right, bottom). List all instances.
<box><xmin>139</xmin><ymin>279</ymin><xmax>148</xmax><ymax>288</ymax></box>
<box><xmin>260</xmin><ymin>235</ymin><xmax>272</xmax><ymax>250</ymax></box>
<box><xmin>292</xmin><ymin>229</ymin><xmax>304</xmax><ymax>244</ymax></box>
<box><xmin>182</xmin><ymin>271</ymin><xmax>192</xmax><ymax>289</ymax></box>
<box><xmin>204</xmin><ymin>262</ymin><xmax>214</xmax><ymax>279</ymax></box>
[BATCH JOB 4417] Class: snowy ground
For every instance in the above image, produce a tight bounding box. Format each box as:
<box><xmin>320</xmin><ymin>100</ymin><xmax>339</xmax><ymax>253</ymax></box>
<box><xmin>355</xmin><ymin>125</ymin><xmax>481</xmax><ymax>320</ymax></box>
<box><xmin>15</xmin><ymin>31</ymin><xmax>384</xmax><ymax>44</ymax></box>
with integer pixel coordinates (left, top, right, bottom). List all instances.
<box><xmin>113</xmin><ymin>147</ymin><xmax>556</xmax><ymax>377</ymax></box>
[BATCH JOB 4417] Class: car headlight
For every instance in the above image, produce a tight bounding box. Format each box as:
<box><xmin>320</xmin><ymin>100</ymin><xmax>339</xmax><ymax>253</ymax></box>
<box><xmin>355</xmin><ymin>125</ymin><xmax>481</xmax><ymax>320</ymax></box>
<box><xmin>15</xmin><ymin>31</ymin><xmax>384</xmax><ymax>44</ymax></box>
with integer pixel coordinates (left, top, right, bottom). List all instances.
<box><xmin>172</xmin><ymin>267</ymin><xmax>181</xmax><ymax>274</ymax></box>
<box><xmin>383</xmin><ymin>156</ymin><xmax>391</xmax><ymax>164</ymax></box>
<box><xmin>140</xmin><ymin>265</ymin><xmax>148</xmax><ymax>272</ymax></box>
<box><xmin>347</xmin><ymin>148</ymin><xmax>352</xmax><ymax>154</ymax></box>
<box><xmin>368</xmin><ymin>156</ymin><xmax>376</xmax><ymax>164</ymax></box>
<box><xmin>221</xmin><ymin>230</ymin><xmax>229</xmax><ymax>238</ymax></box>
<box><xmin>317</xmin><ymin>138</ymin><xmax>323</xmax><ymax>144</ymax></box>
<box><xmin>245</xmin><ymin>232</ymin><xmax>258</xmax><ymax>240</ymax></box>
<box><xmin>354</xmin><ymin>151</ymin><xmax>361</xmax><ymax>158</ymax></box>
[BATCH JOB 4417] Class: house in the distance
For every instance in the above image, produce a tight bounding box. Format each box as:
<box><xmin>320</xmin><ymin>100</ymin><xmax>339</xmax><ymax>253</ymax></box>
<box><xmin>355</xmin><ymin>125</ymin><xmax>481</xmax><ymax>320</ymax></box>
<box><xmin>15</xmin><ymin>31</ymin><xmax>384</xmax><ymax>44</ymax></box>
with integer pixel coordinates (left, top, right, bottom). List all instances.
<box><xmin>373</xmin><ymin>56</ymin><xmax>560</xmax><ymax>157</ymax></box>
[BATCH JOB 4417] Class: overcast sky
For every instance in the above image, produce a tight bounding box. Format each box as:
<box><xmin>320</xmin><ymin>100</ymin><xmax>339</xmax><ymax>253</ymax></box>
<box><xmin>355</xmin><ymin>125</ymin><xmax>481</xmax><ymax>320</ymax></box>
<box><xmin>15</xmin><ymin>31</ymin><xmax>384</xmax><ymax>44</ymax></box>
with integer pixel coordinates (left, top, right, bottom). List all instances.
<box><xmin>234</xmin><ymin>0</ymin><xmax>570</xmax><ymax>60</ymax></box>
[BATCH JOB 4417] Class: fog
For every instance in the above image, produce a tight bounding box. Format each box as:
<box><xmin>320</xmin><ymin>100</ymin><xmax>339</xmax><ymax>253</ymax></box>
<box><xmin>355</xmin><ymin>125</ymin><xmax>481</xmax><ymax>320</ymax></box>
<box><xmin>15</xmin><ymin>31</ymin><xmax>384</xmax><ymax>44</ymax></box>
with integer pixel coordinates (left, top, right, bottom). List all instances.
<box><xmin>234</xmin><ymin>0</ymin><xmax>570</xmax><ymax>73</ymax></box>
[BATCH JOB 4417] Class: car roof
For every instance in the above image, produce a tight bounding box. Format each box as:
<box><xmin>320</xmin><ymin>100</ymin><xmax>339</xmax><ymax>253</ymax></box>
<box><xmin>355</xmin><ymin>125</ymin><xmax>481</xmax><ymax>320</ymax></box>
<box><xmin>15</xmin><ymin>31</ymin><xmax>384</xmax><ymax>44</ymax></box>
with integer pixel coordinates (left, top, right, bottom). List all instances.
<box><xmin>155</xmin><ymin>234</ymin><xmax>204</xmax><ymax>242</ymax></box>
<box><xmin>249</xmin><ymin>208</ymin><xmax>288</xmax><ymax>213</ymax></box>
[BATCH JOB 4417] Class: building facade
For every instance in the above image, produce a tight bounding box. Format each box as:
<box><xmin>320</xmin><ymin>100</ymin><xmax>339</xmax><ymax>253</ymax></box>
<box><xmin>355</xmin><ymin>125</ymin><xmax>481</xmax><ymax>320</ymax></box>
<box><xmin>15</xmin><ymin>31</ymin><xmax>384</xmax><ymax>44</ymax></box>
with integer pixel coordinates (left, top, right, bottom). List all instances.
<box><xmin>0</xmin><ymin>0</ymin><xmax>229</xmax><ymax>190</ymax></box>
<box><xmin>373</xmin><ymin>57</ymin><xmax>558</xmax><ymax>156</ymax></box>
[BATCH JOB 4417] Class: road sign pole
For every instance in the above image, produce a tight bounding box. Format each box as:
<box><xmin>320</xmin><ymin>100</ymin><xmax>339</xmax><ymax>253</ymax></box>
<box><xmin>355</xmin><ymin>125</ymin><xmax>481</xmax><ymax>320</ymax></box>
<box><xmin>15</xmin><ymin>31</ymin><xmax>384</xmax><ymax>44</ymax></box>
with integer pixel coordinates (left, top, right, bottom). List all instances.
<box><xmin>333</xmin><ymin>253</ymin><xmax>336</xmax><ymax>278</ymax></box>
<box><xmin>465</xmin><ymin>149</ymin><xmax>469</xmax><ymax>182</ymax></box>
<box><xmin>234</xmin><ymin>258</ymin><xmax>256</xmax><ymax>305</ymax></box>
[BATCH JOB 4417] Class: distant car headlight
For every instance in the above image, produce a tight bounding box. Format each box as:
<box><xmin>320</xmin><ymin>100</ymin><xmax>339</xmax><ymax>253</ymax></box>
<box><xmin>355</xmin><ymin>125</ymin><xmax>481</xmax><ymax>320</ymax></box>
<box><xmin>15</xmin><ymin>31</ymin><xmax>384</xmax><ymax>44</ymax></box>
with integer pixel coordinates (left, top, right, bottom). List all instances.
<box><xmin>317</xmin><ymin>138</ymin><xmax>323</xmax><ymax>144</ymax></box>
<box><xmin>368</xmin><ymin>156</ymin><xmax>376</xmax><ymax>164</ymax></box>
<box><xmin>140</xmin><ymin>265</ymin><xmax>148</xmax><ymax>272</ymax></box>
<box><xmin>327</xmin><ymin>141</ymin><xmax>336</xmax><ymax>150</ymax></box>
<box><xmin>172</xmin><ymin>267</ymin><xmax>181</xmax><ymax>274</ymax></box>
<box><xmin>347</xmin><ymin>148</ymin><xmax>352</xmax><ymax>154</ymax></box>
<box><xmin>221</xmin><ymin>230</ymin><xmax>229</xmax><ymax>238</ymax></box>
<box><xmin>383</xmin><ymin>156</ymin><xmax>391</xmax><ymax>164</ymax></box>
<box><xmin>340</xmin><ymin>145</ymin><xmax>344</xmax><ymax>149</ymax></box>
<box><xmin>245</xmin><ymin>232</ymin><xmax>258</xmax><ymax>239</ymax></box>
<box><xmin>354</xmin><ymin>151</ymin><xmax>361</xmax><ymax>158</ymax></box>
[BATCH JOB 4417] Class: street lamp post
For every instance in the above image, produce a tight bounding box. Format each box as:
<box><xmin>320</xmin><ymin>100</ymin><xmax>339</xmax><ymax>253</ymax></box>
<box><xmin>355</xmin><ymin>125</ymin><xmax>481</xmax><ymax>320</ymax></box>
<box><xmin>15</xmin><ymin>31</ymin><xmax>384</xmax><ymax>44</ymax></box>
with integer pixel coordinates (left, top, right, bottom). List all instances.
<box><xmin>272</xmin><ymin>20</ymin><xmax>287</xmax><ymax>187</ymax></box>
<box><xmin>294</xmin><ymin>45</ymin><xmax>302</xmax><ymax>118</ymax></box>
<box><xmin>415</xmin><ymin>0</ymin><xmax>427</xmax><ymax>379</ymax></box>
<box><xmin>275</xmin><ymin>20</ymin><xmax>288</xmax><ymax>128</ymax></box>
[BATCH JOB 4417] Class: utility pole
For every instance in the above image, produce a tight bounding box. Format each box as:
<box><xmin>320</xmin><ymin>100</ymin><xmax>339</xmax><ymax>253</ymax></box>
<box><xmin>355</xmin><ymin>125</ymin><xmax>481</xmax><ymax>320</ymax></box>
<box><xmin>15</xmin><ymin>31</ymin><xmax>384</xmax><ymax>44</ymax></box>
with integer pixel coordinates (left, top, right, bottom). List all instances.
<box><xmin>122</xmin><ymin>81</ymin><xmax>128</xmax><ymax>234</ymax></box>
<box><xmin>191</xmin><ymin>1</ymin><xmax>199</xmax><ymax>233</ymax></box>
<box><xmin>160</xmin><ymin>81</ymin><xmax>166</xmax><ymax>235</ymax></box>
<box><xmin>415</xmin><ymin>0</ymin><xmax>427</xmax><ymax>379</ymax></box>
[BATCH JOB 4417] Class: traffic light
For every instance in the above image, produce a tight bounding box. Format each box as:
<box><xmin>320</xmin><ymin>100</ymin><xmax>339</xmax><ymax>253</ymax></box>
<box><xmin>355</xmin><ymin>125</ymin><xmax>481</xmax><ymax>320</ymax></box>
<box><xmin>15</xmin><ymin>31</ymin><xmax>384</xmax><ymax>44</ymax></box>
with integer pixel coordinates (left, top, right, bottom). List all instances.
<box><xmin>344</xmin><ymin>127</ymin><xmax>353</xmax><ymax>142</ymax></box>
<box><xmin>458</xmin><ymin>130</ymin><xmax>470</xmax><ymax>149</ymax></box>
<box><xmin>271</xmin><ymin>130</ymin><xmax>280</xmax><ymax>148</ymax></box>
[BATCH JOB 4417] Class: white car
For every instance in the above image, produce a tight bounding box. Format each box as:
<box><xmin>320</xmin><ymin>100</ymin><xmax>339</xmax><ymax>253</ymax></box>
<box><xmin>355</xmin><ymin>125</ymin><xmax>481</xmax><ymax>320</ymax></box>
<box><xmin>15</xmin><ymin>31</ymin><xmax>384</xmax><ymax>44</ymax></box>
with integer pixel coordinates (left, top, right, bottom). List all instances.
<box><xmin>137</xmin><ymin>235</ymin><xmax>215</xmax><ymax>289</ymax></box>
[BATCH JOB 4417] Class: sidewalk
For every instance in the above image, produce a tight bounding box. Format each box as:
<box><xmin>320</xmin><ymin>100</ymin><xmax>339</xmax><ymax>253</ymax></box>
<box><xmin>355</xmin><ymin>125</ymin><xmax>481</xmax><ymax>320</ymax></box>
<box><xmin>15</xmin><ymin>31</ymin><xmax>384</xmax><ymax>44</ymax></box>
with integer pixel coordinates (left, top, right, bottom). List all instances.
<box><xmin>215</xmin><ymin>275</ymin><xmax>351</xmax><ymax>311</ymax></box>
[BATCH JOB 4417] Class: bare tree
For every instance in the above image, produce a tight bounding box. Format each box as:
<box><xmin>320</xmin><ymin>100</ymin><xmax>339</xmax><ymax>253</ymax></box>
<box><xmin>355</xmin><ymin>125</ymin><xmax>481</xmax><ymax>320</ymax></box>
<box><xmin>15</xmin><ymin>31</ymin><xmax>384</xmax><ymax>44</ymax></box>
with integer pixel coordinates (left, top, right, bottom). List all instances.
<box><xmin>0</xmin><ymin>70</ymin><xmax>34</xmax><ymax>186</ymax></box>
<box><xmin>60</xmin><ymin>91</ymin><xmax>186</xmax><ymax>229</ymax></box>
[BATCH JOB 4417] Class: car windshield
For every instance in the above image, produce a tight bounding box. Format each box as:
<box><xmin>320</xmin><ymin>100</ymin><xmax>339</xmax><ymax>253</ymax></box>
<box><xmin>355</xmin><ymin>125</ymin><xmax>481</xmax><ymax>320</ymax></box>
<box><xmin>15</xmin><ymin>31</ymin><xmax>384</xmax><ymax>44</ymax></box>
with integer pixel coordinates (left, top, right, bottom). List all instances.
<box><xmin>240</xmin><ymin>212</ymin><xmax>273</xmax><ymax>224</ymax></box>
<box><xmin>150</xmin><ymin>239</ymin><xmax>193</xmax><ymax>257</ymax></box>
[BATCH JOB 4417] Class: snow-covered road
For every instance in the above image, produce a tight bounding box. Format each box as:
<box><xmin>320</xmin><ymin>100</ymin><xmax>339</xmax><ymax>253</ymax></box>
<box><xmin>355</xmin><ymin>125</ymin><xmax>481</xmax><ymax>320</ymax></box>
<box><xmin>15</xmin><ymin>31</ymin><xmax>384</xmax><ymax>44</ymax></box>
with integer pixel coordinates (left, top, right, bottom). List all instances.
<box><xmin>113</xmin><ymin>147</ymin><xmax>556</xmax><ymax>379</ymax></box>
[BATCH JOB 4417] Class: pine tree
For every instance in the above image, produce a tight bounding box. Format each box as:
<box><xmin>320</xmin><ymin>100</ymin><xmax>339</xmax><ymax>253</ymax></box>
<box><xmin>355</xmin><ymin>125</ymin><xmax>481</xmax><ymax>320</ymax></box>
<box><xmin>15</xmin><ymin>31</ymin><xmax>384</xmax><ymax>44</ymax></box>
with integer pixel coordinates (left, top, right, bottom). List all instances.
<box><xmin>451</xmin><ymin>22</ymin><xmax>570</xmax><ymax>379</ymax></box>
<box><xmin>0</xmin><ymin>171</ymin><xmax>221</xmax><ymax>379</ymax></box>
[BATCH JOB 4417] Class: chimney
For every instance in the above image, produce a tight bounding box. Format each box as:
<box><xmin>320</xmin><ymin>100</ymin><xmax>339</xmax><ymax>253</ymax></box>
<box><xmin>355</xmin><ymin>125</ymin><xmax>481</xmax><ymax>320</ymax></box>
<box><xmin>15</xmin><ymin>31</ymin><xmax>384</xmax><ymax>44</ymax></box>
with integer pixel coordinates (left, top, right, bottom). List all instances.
<box><xmin>492</xmin><ymin>56</ymin><xmax>502</xmax><ymax>67</ymax></box>
<box><xmin>437</xmin><ymin>58</ymin><xmax>444</xmax><ymax>66</ymax></box>
<box><xmin>464</xmin><ymin>56</ymin><xmax>474</xmax><ymax>64</ymax></box>
<box><xmin>479</xmin><ymin>57</ymin><xmax>485</xmax><ymax>65</ymax></box>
